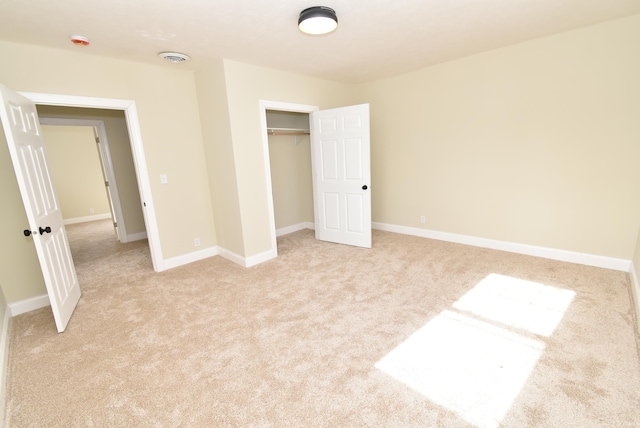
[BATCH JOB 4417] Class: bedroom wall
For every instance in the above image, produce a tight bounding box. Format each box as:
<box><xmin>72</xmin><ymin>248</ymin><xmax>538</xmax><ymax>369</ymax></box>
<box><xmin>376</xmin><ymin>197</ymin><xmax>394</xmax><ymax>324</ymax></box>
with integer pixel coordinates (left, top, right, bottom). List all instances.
<box><xmin>0</xmin><ymin>40</ymin><xmax>216</xmax><ymax>262</ymax></box>
<box><xmin>198</xmin><ymin>59</ymin><xmax>358</xmax><ymax>258</ymax></box>
<box><xmin>193</xmin><ymin>61</ymin><xmax>234</xmax><ymax>254</ymax></box>
<box><xmin>41</xmin><ymin>125</ymin><xmax>110</xmax><ymax>220</ymax></box>
<box><xmin>3</xmin><ymin>16</ymin><xmax>637</xmax><ymax>281</ymax></box>
<box><xmin>357</xmin><ymin>14</ymin><xmax>640</xmax><ymax>260</ymax></box>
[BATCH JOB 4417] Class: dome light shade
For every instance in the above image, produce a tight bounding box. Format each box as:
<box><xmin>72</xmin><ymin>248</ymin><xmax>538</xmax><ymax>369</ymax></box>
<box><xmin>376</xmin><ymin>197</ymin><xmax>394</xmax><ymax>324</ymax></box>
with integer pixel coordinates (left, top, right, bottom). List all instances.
<box><xmin>298</xmin><ymin>6</ymin><xmax>338</xmax><ymax>35</ymax></box>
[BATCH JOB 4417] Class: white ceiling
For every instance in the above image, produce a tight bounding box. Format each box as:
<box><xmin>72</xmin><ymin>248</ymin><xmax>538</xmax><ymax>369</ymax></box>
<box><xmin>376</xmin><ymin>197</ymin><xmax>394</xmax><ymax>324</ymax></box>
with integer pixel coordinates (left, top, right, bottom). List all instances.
<box><xmin>1</xmin><ymin>0</ymin><xmax>639</xmax><ymax>83</ymax></box>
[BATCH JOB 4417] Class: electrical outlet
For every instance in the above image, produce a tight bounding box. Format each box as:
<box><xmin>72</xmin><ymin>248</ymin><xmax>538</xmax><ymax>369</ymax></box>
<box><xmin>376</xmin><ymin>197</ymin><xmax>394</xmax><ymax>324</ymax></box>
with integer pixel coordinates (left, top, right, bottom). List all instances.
<box><xmin>420</xmin><ymin>215</ymin><xmax>426</xmax><ymax>224</ymax></box>
<box><xmin>194</xmin><ymin>238</ymin><xmax>201</xmax><ymax>247</ymax></box>
<box><xmin>89</xmin><ymin>208</ymin><xmax>95</xmax><ymax>214</ymax></box>
<box><xmin>160</xmin><ymin>174</ymin><xmax>168</xmax><ymax>184</ymax></box>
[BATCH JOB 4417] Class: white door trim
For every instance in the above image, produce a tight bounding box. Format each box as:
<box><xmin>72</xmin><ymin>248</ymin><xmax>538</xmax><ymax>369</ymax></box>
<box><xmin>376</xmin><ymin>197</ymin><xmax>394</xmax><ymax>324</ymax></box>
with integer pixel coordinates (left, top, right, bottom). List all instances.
<box><xmin>259</xmin><ymin>100</ymin><xmax>319</xmax><ymax>257</ymax></box>
<box><xmin>38</xmin><ymin>117</ymin><xmax>129</xmax><ymax>241</ymax></box>
<box><xmin>20</xmin><ymin>92</ymin><xmax>162</xmax><ymax>271</ymax></box>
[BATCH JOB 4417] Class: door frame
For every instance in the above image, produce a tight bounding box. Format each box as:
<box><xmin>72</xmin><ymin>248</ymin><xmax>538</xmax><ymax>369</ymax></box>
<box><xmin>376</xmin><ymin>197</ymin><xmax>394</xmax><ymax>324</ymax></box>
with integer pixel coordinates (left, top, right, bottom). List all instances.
<box><xmin>259</xmin><ymin>100</ymin><xmax>318</xmax><ymax>258</ymax></box>
<box><xmin>20</xmin><ymin>92</ymin><xmax>162</xmax><ymax>271</ymax></box>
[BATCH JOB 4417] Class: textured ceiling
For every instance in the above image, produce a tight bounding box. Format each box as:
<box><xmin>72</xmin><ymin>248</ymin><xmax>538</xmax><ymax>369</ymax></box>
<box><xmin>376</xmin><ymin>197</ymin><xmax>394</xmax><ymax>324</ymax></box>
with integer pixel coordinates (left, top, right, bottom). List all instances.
<box><xmin>0</xmin><ymin>0</ymin><xmax>639</xmax><ymax>83</ymax></box>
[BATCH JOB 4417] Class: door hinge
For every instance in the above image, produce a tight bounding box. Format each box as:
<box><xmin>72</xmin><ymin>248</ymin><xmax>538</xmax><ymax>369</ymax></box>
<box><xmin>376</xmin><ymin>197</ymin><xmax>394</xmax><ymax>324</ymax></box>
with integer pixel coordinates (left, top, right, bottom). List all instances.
<box><xmin>113</xmin><ymin>221</ymin><xmax>117</xmax><ymax>228</ymax></box>
<box><xmin>105</xmin><ymin>181</ymin><xmax>109</xmax><ymax>187</ymax></box>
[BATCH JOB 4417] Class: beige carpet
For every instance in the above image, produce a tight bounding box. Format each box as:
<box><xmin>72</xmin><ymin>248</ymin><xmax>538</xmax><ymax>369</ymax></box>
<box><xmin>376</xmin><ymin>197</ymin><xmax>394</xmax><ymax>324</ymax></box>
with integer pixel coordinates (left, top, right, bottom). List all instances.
<box><xmin>4</xmin><ymin>219</ymin><xmax>640</xmax><ymax>427</ymax></box>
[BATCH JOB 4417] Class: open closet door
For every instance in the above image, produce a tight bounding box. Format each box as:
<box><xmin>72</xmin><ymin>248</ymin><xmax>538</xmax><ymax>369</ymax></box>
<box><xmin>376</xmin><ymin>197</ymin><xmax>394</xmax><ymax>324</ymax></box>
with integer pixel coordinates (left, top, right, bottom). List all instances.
<box><xmin>0</xmin><ymin>83</ymin><xmax>81</xmax><ymax>332</ymax></box>
<box><xmin>310</xmin><ymin>103</ymin><xmax>371</xmax><ymax>248</ymax></box>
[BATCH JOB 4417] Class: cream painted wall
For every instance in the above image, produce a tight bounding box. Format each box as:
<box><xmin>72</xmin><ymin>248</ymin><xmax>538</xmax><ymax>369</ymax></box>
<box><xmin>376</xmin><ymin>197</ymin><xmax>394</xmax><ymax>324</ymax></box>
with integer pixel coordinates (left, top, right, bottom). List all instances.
<box><xmin>0</xmin><ymin>119</ymin><xmax>47</xmax><ymax>303</ymax></box>
<box><xmin>268</xmin><ymin>134</ymin><xmax>314</xmax><ymax>229</ymax></box>
<box><xmin>41</xmin><ymin>125</ymin><xmax>110</xmax><ymax>219</ymax></box>
<box><xmin>37</xmin><ymin>106</ymin><xmax>146</xmax><ymax>235</ymax></box>
<box><xmin>2</xmin><ymin>14</ymin><xmax>637</xmax><ymax>295</ymax></box>
<box><xmin>193</xmin><ymin>62</ymin><xmax>234</xmax><ymax>254</ymax></box>
<box><xmin>358</xmin><ymin>14</ymin><xmax>640</xmax><ymax>260</ymax></box>
<box><xmin>219</xmin><ymin>59</ymin><xmax>359</xmax><ymax>256</ymax></box>
<box><xmin>0</xmin><ymin>41</ymin><xmax>216</xmax><ymax>260</ymax></box>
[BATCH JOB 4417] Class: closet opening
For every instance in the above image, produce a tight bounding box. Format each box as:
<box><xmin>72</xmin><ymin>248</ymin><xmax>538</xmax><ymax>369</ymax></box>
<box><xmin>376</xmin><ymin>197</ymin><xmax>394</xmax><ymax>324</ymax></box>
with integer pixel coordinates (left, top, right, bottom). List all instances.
<box><xmin>260</xmin><ymin>100</ymin><xmax>372</xmax><ymax>258</ymax></box>
<box><xmin>266</xmin><ymin>109</ymin><xmax>314</xmax><ymax>237</ymax></box>
<box><xmin>259</xmin><ymin>100</ymin><xmax>319</xmax><ymax>258</ymax></box>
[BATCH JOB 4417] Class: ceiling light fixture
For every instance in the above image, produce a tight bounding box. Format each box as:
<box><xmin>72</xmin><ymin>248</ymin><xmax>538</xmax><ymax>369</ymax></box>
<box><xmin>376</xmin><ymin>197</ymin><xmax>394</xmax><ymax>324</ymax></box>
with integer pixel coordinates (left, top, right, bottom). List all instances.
<box><xmin>158</xmin><ymin>52</ymin><xmax>191</xmax><ymax>64</ymax></box>
<box><xmin>298</xmin><ymin>6</ymin><xmax>338</xmax><ymax>35</ymax></box>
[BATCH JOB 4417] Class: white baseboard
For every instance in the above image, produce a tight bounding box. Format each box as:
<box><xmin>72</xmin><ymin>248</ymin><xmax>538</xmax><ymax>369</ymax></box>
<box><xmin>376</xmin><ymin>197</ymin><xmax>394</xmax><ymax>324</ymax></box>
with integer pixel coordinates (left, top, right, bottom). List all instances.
<box><xmin>216</xmin><ymin>246</ymin><xmax>277</xmax><ymax>268</ymax></box>
<box><xmin>158</xmin><ymin>244</ymin><xmax>278</xmax><ymax>271</ymax></box>
<box><xmin>63</xmin><ymin>213</ymin><xmax>111</xmax><ymax>225</ymax></box>
<box><xmin>245</xmin><ymin>248</ymin><xmax>278</xmax><ymax>268</ymax></box>
<box><xmin>159</xmin><ymin>246</ymin><xmax>218</xmax><ymax>271</ymax></box>
<box><xmin>276</xmin><ymin>222</ymin><xmax>315</xmax><ymax>237</ymax></box>
<box><xmin>121</xmin><ymin>231</ymin><xmax>148</xmax><ymax>243</ymax></box>
<box><xmin>216</xmin><ymin>247</ymin><xmax>246</xmax><ymax>267</ymax></box>
<box><xmin>0</xmin><ymin>305</ymin><xmax>11</xmax><ymax>422</ymax></box>
<box><xmin>372</xmin><ymin>222</ymin><xmax>632</xmax><ymax>272</ymax></box>
<box><xmin>8</xmin><ymin>294</ymin><xmax>50</xmax><ymax>317</ymax></box>
<box><xmin>630</xmin><ymin>263</ymin><xmax>640</xmax><ymax>335</ymax></box>
<box><xmin>62</xmin><ymin>218</ymin><xmax>631</xmax><ymax>275</ymax></box>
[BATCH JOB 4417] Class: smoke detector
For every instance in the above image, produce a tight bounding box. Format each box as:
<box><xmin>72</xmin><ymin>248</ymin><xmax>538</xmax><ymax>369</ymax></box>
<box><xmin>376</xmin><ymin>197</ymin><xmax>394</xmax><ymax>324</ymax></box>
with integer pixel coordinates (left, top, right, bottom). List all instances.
<box><xmin>70</xmin><ymin>35</ymin><xmax>90</xmax><ymax>46</ymax></box>
<box><xmin>158</xmin><ymin>52</ymin><xmax>190</xmax><ymax>64</ymax></box>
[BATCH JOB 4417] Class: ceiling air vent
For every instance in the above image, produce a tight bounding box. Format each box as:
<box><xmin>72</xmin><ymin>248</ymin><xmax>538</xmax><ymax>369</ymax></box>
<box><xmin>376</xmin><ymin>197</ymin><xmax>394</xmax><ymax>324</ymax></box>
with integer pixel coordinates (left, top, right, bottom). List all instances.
<box><xmin>158</xmin><ymin>52</ymin><xmax>190</xmax><ymax>64</ymax></box>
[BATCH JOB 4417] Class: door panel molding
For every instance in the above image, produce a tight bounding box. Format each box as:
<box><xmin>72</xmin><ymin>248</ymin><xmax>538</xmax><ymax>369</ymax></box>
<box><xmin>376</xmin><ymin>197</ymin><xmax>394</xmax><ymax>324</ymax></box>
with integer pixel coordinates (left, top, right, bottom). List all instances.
<box><xmin>310</xmin><ymin>103</ymin><xmax>371</xmax><ymax>248</ymax></box>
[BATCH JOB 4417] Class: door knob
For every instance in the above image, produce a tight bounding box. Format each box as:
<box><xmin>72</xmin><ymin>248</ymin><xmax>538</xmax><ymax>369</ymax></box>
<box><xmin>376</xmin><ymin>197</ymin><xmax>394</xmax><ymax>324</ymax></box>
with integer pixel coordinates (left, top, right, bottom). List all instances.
<box><xmin>24</xmin><ymin>229</ymin><xmax>34</xmax><ymax>237</ymax></box>
<box><xmin>39</xmin><ymin>226</ymin><xmax>52</xmax><ymax>235</ymax></box>
<box><xmin>362</xmin><ymin>185</ymin><xmax>368</xmax><ymax>190</ymax></box>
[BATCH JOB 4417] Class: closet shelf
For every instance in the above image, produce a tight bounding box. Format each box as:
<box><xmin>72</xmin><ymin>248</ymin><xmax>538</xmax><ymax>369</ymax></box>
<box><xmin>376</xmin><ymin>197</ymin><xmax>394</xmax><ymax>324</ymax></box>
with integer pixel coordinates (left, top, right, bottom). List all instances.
<box><xmin>267</xmin><ymin>127</ymin><xmax>310</xmax><ymax>136</ymax></box>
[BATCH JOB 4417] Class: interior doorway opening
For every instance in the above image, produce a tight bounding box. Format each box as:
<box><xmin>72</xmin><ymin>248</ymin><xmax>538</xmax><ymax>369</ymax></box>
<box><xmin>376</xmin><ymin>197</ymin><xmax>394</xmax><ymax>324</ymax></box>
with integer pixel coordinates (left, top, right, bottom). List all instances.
<box><xmin>20</xmin><ymin>91</ymin><xmax>163</xmax><ymax>272</ymax></box>
<box><xmin>260</xmin><ymin>100</ymin><xmax>318</xmax><ymax>256</ymax></box>
<box><xmin>37</xmin><ymin>108</ymin><xmax>147</xmax><ymax>245</ymax></box>
<box><xmin>266</xmin><ymin>109</ymin><xmax>314</xmax><ymax>237</ymax></box>
<box><xmin>260</xmin><ymin>100</ymin><xmax>373</xmax><ymax>258</ymax></box>
<box><xmin>39</xmin><ymin>120</ymin><xmax>118</xmax><ymax>238</ymax></box>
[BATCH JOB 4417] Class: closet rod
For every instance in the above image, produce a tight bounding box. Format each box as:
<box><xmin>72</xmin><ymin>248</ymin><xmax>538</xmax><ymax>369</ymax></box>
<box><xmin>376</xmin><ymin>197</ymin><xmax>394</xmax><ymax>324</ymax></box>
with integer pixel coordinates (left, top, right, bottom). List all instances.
<box><xmin>267</xmin><ymin>130</ymin><xmax>310</xmax><ymax>136</ymax></box>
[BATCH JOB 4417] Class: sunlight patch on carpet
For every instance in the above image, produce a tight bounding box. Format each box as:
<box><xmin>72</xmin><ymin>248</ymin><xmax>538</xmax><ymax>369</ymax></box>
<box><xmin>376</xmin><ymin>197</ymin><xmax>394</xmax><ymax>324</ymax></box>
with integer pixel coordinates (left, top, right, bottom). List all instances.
<box><xmin>375</xmin><ymin>274</ymin><xmax>575</xmax><ymax>428</ymax></box>
<box><xmin>453</xmin><ymin>273</ymin><xmax>575</xmax><ymax>337</ymax></box>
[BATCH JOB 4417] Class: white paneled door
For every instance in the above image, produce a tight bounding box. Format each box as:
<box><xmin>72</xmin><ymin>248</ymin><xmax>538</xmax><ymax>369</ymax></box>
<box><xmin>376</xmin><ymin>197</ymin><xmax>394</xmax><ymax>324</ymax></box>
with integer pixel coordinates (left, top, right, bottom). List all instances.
<box><xmin>0</xmin><ymin>83</ymin><xmax>80</xmax><ymax>332</ymax></box>
<box><xmin>310</xmin><ymin>104</ymin><xmax>371</xmax><ymax>248</ymax></box>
